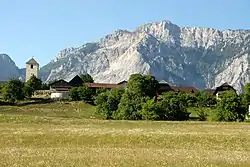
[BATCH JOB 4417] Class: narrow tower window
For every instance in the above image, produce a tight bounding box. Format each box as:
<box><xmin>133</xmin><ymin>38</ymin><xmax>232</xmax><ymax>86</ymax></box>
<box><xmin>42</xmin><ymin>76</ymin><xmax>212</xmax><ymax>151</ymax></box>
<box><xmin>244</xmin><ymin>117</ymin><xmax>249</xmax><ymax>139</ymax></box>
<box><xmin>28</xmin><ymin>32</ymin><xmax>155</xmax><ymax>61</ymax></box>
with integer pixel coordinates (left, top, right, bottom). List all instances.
<box><xmin>31</xmin><ymin>64</ymin><xmax>33</xmax><ymax>69</ymax></box>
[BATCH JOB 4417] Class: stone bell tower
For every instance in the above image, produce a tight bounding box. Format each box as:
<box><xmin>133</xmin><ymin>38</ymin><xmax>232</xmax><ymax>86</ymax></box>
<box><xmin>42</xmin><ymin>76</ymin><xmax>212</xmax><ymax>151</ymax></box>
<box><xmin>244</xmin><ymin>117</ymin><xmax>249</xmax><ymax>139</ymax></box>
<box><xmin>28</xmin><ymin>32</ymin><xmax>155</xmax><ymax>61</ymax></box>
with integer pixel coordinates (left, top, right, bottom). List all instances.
<box><xmin>25</xmin><ymin>57</ymin><xmax>39</xmax><ymax>82</ymax></box>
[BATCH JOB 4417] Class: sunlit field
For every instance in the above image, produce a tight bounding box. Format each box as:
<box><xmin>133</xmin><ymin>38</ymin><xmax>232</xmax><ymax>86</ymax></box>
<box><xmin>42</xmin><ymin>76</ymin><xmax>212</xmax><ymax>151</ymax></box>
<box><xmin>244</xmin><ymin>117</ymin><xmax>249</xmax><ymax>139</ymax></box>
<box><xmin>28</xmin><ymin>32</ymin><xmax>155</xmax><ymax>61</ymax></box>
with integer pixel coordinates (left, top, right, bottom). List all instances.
<box><xmin>0</xmin><ymin>101</ymin><xmax>250</xmax><ymax>167</ymax></box>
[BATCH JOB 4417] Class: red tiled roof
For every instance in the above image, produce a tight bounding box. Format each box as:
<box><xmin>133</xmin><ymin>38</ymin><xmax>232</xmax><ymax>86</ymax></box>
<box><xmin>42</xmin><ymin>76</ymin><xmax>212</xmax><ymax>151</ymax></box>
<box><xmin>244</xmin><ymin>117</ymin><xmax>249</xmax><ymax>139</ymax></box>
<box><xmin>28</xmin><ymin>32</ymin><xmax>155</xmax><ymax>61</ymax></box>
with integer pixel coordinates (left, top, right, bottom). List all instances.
<box><xmin>54</xmin><ymin>87</ymin><xmax>70</xmax><ymax>91</ymax></box>
<box><xmin>170</xmin><ymin>86</ymin><xmax>198</xmax><ymax>93</ymax></box>
<box><xmin>84</xmin><ymin>83</ymin><xmax>122</xmax><ymax>89</ymax></box>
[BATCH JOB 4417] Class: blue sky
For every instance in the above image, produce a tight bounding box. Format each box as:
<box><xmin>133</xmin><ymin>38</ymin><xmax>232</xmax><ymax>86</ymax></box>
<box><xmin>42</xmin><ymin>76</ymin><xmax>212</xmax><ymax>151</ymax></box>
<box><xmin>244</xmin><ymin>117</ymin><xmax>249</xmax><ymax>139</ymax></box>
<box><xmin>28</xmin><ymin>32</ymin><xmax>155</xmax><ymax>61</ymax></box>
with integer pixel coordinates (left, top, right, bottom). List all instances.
<box><xmin>0</xmin><ymin>0</ymin><xmax>249</xmax><ymax>68</ymax></box>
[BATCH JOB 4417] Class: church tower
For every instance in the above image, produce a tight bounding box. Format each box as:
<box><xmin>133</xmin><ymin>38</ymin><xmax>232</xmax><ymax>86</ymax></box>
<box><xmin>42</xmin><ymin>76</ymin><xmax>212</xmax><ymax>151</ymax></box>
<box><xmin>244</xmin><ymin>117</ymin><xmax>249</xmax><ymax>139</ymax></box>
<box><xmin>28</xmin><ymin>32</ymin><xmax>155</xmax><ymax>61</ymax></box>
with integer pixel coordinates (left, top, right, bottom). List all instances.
<box><xmin>25</xmin><ymin>57</ymin><xmax>39</xmax><ymax>82</ymax></box>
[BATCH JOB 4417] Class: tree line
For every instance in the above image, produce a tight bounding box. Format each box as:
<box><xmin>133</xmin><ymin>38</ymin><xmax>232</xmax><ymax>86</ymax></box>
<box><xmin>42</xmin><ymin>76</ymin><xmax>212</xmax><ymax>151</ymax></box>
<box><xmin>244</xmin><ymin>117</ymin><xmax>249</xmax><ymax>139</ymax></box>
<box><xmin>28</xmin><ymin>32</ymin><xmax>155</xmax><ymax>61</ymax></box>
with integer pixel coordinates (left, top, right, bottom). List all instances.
<box><xmin>68</xmin><ymin>73</ymin><xmax>250</xmax><ymax>122</ymax></box>
<box><xmin>0</xmin><ymin>74</ymin><xmax>95</xmax><ymax>103</ymax></box>
<box><xmin>1</xmin><ymin>73</ymin><xmax>250</xmax><ymax>122</ymax></box>
<box><xmin>0</xmin><ymin>75</ymin><xmax>49</xmax><ymax>103</ymax></box>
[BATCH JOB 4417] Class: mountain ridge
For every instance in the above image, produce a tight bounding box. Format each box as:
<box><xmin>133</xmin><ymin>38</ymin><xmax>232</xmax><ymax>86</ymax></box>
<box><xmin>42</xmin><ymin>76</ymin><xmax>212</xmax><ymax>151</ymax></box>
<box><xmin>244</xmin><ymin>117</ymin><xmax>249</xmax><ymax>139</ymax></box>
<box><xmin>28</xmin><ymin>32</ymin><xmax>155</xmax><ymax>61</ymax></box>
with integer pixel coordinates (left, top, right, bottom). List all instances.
<box><xmin>42</xmin><ymin>21</ymin><xmax>250</xmax><ymax>92</ymax></box>
<box><xmin>40</xmin><ymin>20</ymin><xmax>250</xmax><ymax>92</ymax></box>
<box><xmin>0</xmin><ymin>54</ymin><xmax>25</xmax><ymax>81</ymax></box>
<box><xmin>1</xmin><ymin>20</ymin><xmax>250</xmax><ymax>92</ymax></box>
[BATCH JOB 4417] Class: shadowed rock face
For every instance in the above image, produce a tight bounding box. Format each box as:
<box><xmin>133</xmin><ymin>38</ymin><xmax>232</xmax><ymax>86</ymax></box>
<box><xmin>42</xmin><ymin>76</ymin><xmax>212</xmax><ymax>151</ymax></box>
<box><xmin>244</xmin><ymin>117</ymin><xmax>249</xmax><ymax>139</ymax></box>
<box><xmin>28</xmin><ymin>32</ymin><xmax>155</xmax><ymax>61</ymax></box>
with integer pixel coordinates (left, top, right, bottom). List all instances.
<box><xmin>3</xmin><ymin>20</ymin><xmax>250</xmax><ymax>92</ymax></box>
<box><xmin>0</xmin><ymin>54</ymin><xmax>21</xmax><ymax>81</ymax></box>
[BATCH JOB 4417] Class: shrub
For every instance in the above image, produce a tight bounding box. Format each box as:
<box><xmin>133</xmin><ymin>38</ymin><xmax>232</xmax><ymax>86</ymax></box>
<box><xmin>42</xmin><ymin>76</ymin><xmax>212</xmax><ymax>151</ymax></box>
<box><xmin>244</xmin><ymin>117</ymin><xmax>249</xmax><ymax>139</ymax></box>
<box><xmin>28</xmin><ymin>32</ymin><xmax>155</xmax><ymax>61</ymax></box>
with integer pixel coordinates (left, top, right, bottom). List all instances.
<box><xmin>141</xmin><ymin>98</ymin><xmax>164</xmax><ymax>120</ymax></box>
<box><xmin>195</xmin><ymin>108</ymin><xmax>208</xmax><ymax>121</ymax></box>
<box><xmin>40</xmin><ymin>83</ymin><xmax>50</xmax><ymax>90</ymax></box>
<box><xmin>160</xmin><ymin>92</ymin><xmax>190</xmax><ymax>121</ymax></box>
<box><xmin>26</xmin><ymin>75</ymin><xmax>42</xmax><ymax>91</ymax></box>
<box><xmin>195</xmin><ymin>91</ymin><xmax>216</xmax><ymax>107</ymax></box>
<box><xmin>0</xmin><ymin>85</ymin><xmax>3</xmax><ymax>95</ymax></box>
<box><xmin>77</xmin><ymin>85</ymin><xmax>94</xmax><ymax>102</ymax></box>
<box><xmin>96</xmin><ymin>88</ymin><xmax>109</xmax><ymax>94</ymax></box>
<box><xmin>115</xmin><ymin>91</ymin><xmax>149</xmax><ymax>120</ymax></box>
<box><xmin>23</xmin><ymin>84</ymin><xmax>34</xmax><ymax>99</ymax></box>
<box><xmin>2</xmin><ymin>79</ymin><xmax>25</xmax><ymax>103</ymax></box>
<box><xmin>69</xmin><ymin>86</ymin><xmax>94</xmax><ymax>102</ymax></box>
<box><xmin>69</xmin><ymin>87</ymin><xmax>80</xmax><ymax>101</ymax></box>
<box><xmin>178</xmin><ymin>92</ymin><xmax>197</xmax><ymax>107</ymax></box>
<box><xmin>95</xmin><ymin>88</ymin><xmax>124</xmax><ymax>119</ymax></box>
<box><xmin>126</xmin><ymin>74</ymin><xmax>159</xmax><ymax>98</ymax></box>
<box><xmin>215</xmin><ymin>90</ymin><xmax>247</xmax><ymax>122</ymax></box>
<box><xmin>113</xmin><ymin>73</ymin><xmax>159</xmax><ymax>120</ymax></box>
<box><xmin>95</xmin><ymin>92</ymin><xmax>109</xmax><ymax>117</ymax></box>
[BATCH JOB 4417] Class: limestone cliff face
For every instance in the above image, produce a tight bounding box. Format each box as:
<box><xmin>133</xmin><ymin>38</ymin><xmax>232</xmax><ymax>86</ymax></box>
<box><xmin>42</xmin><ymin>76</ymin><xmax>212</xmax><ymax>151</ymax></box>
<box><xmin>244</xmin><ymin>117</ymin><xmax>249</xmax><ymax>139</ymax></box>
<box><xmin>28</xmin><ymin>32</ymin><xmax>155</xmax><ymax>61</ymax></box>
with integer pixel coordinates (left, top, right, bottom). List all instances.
<box><xmin>37</xmin><ymin>20</ymin><xmax>250</xmax><ymax>92</ymax></box>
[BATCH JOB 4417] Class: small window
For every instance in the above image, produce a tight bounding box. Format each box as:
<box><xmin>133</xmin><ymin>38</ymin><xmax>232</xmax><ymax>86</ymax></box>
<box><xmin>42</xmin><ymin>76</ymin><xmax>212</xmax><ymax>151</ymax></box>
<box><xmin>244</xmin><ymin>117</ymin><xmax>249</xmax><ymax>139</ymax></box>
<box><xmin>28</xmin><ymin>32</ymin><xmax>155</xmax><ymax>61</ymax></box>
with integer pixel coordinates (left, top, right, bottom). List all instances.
<box><xmin>31</xmin><ymin>64</ymin><xmax>33</xmax><ymax>69</ymax></box>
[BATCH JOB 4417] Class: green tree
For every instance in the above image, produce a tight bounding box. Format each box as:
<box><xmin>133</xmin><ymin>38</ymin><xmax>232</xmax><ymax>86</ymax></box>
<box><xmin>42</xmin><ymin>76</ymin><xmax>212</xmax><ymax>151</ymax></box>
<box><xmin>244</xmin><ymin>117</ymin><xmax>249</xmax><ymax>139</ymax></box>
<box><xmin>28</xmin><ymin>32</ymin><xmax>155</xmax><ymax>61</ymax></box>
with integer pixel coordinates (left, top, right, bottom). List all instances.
<box><xmin>115</xmin><ymin>91</ymin><xmax>149</xmax><ymax>120</ymax></box>
<box><xmin>195</xmin><ymin>91</ymin><xmax>216</xmax><ymax>107</ymax></box>
<box><xmin>0</xmin><ymin>85</ymin><xmax>3</xmax><ymax>95</ymax></box>
<box><xmin>24</xmin><ymin>75</ymin><xmax>42</xmax><ymax>98</ymax></box>
<box><xmin>69</xmin><ymin>85</ymin><xmax>94</xmax><ymax>102</ymax></box>
<box><xmin>215</xmin><ymin>90</ymin><xmax>246</xmax><ymax>122</ymax></box>
<box><xmin>160</xmin><ymin>92</ymin><xmax>190</xmax><ymax>121</ymax></box>
<box><xmin>194</xmin><ymin>108</ymin><xmax>209</xmax><ymax>121</ymax></box>
<box><xmin>69</xmin><ymin>87</ymin><xmax>80</xmax><ymax>101</ymax></box>
<box><xmin>26</xmin><ymin>75</ymin><xmax>42</xmax><ymax>91</ymax></box>
<box><xmin>40</xmin><ymin>83</ymin><xmax>50</xmax><ymax>90</ymax></box>
<box><xmin>242</xmin><ymin>83</ymin><xmax>250</xmax><ymax>107</ymax></box>
<box><xmin>106</xmin><ymin>88</ymin><xmax>124</xmax><ymax>113</ymax></box>
<box><xmin>126</xmin><ymin>74</ymin><xmax>159</xmax><ymax>98</ymax></box>
<box><xmin>95</xmin><ymin>88</ymin><xmax>108</xmax><ymax>95</ymax></box>
<box><xmin>80</xmin><ymin>73</ymin><xmax>94</xmax><ymax>83</ymax></box>
<box><xmin>2</xmin><ymin>79</ymin><xmax>25</xmax><ymax>103</ymax></box>
<box><xmin>114</xmin><ymin>74</ymin><xmax>158</xmax><ymax>120</ymax></box>
<box><xmin>141</xmin><ymin>98</ymin><xmax>164</xmax><ymax>120</ymax></box>
<box><xmin>95</xmin><ymin>92</ymin><xmax>109</xmax><ymax>116</ymax></box>
<box><xmin>23</xmin><ymin>84</ymin><xmax>34</xmax><ymax>99</ymax></box>
<box><xmin>95</xmin><ymin>88</ymin><xmax>124</xmax><ymax>119</ymax></box>
<box><xmin>239</xmin><ymin>93</ymin><xmax>248</xmax><ymax>117</ymax></box>
<box><xmin>143</xmin><ymin>74</ymin><xmax>160</xmax><ymax>98</ymax></box>
<box><xmin>178</xmin><ymin>92</ymin><xmax>197</xmax><ymax>107</ymax></box>
<box><xmin>77</xmin><ymin>85</ymin><xmax>94</xmax><ymax>102</ymax></box>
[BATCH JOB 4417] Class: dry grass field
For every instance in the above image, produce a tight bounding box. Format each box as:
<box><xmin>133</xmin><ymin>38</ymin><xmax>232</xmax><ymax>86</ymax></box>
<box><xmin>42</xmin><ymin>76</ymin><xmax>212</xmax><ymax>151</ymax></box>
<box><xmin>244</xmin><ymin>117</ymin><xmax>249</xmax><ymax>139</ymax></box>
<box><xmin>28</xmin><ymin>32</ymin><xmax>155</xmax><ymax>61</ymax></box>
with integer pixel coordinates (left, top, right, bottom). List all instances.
<box><xmin>1</xmin><ymin>101</ymin><xmax>250</xmax><ymax>166</ymax></box>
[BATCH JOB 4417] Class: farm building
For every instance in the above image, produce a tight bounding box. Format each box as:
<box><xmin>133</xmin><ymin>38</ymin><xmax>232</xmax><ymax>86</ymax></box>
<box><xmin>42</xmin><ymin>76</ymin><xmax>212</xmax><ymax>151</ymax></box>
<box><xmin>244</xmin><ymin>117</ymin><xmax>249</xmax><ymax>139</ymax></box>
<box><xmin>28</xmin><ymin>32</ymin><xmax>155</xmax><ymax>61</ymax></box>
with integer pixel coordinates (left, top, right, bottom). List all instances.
<box><xmin>204</xmin><ymin>83</ymin><xmax>236</xmax><ymax>99</ymax></box>
<box><xmin>47</xmin><ymin>74</ymin><xmax>237</xmax><ymax>100</ymax></box>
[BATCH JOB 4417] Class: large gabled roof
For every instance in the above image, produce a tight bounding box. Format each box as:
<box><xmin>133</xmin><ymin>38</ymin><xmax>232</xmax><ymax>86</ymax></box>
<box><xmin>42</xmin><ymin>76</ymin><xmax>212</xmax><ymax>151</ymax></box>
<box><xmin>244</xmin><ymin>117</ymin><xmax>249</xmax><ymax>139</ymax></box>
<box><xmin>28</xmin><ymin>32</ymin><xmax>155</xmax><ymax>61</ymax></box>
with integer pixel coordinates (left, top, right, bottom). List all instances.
<box><xmin>213</xmin><ymin>82</ymin><xmax>236</xmax><ymax>95</ymax></box>
<box><xmin>117</xmin><ymin>80</ymin><xmax>127</xmax><ymax>85</ymax></box>
<box><xmin>69</xmin><ymin>75</ymin><xmax>84</xmax><ymax>87</ymax></box>
<box><xmin>26</xmin><ymin>58</ymin><xmax>39</xmax><ymax>65</ymax></box>
<box><xmin>220</xmin><ymin>82</ymin><xmax>231</xmax><ymax>87</ymax></box>
<box><xmin>170</xmin><ymin>86</ymin><xmax>198</xmax><ymax>93</ymax></box>
<box><xmin>49</xmin><ymin>79</ymin><xmax>72</xmax><ymax>88</ymax></box>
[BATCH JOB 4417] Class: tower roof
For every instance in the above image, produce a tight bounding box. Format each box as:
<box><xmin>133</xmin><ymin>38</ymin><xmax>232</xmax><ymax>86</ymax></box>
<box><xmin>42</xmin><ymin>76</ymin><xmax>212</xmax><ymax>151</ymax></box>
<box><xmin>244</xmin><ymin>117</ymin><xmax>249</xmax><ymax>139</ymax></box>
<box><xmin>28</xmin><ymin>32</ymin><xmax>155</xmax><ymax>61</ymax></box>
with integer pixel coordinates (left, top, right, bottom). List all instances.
<box><xmin>26</xmin><ymin>58</ymin><xmax>39</xmax><ymax>65</ymax></box>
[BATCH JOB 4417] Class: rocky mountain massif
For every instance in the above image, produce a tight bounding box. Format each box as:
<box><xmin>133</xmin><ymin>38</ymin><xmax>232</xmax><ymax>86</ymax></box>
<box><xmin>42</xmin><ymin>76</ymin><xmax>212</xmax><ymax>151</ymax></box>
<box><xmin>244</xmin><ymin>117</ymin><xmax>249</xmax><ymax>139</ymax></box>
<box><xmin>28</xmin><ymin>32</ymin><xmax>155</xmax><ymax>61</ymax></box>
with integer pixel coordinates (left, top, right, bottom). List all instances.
<box><xmin>40</xmin><ymin>20</ymin><xmax>250</xmax><ymax>92</ymax></box>
<box><xmin>1</xmin><ymin>20</ymin><xmax>250</xmax><ymax>92</ymax></box>
<box><xmin>0</xmin><ymin>54</ymin><xmax>25</xmax><ymax>81</ymax></box>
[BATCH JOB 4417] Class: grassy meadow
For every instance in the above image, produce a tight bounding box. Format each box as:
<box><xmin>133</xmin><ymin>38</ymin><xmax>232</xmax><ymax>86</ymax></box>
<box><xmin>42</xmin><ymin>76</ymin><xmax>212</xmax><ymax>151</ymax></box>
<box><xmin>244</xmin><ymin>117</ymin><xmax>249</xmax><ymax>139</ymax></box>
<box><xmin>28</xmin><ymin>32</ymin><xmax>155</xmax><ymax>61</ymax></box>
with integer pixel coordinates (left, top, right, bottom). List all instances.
<box><xmin>1</xmin><ymin>101</ymin><xmax>250</xmax><ymax>166</ymax></box>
